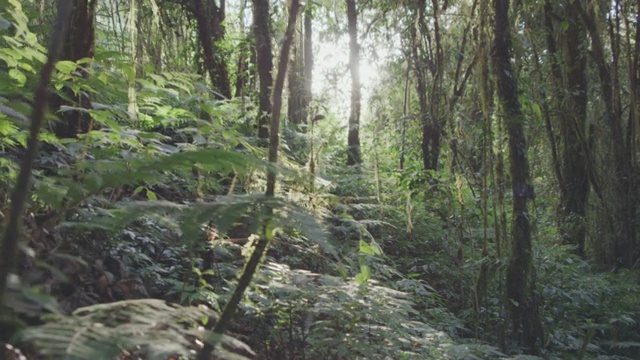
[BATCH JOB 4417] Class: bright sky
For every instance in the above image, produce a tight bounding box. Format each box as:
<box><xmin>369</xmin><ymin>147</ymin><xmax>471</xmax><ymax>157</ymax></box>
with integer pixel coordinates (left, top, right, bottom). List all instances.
<box><xmin>312</xmin><ymin>33</ymin><xmax>380</xmax><ymax>123</ymax></box>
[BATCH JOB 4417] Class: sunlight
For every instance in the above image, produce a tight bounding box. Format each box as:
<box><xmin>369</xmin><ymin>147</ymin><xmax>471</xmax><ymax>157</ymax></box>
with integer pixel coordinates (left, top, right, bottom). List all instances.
<box><xmin>312</xmin><ymin>35</ymin><xmax>380</xmax><ymax>122</ymax></box>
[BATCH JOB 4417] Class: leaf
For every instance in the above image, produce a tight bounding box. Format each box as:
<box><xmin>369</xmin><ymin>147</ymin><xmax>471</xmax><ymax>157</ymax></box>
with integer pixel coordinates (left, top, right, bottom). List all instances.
<box><xmin>0</xmin><ymin>50</ymin><xmax>19</xmax><ymax>66</ymax></box>
<box><xmin>359</xmin><ymin>239</ymin><xmax>374</xmax><ymax>255</ymax></box>
<box><xmin>201</xmin><ymin>101</ymin><xmax>224</xmax><ymax>118</ymax></box>
<box><xmin>607</xmin><ymin>341</ymin><xmax>640</xmax><ymax>348</ymax></box>
<box><xmin>21</xmin><ymin>299</ymin><xmax>254</xmax><ymax>360</ymax></box>
<box><xmin>146</xmin><ymin>188</ymin><xmax>157</xmax><ymax>200</ymax></box>
<box><xmin>531</xmin><ymin>102</ymin><xmax>542</xmax><ymax>119</ymax></box>
<box><xmin>148</xmin><ymin>73</ymin><xmax>166</xmax><ymax>86</ymax></box>
<box><xmin>355</xmin><ymin>264</ymin><xmax>370</xmax><ymax>284</ymax></box>
<box><xmin>55</xmin><ymin>60</ymin><xmax>78</xmax><ymax>74</ymax></box>
<box><xmin>8</xmin><ymin>68</ymin><xmax>25</xmax><ymax>86</ymax></box>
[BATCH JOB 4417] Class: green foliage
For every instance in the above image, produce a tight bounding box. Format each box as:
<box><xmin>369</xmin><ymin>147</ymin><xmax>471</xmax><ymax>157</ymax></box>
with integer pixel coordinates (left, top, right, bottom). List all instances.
<box><xmin>247</xmin><ymin>262</ymin><xmax>452</xmax><ymax>359</ymax></box>
<box><xmin>0</xmin><ymin>0</ymin><xmax>44</xmax><ymax>154</ymax></box>
<box><xmin>21</xmin><ymin>299</ymin><xmax>253</xmax><ymax>360</ymax></box>
<box><xmin>3</xmin><ymin>1</ymin><xmax>640</xmax><ymax>359</ymax></box>
<box><xmin>539</xmin><ymin>245</ymin><xmax>640</xmax><ymax>359</ymax></box>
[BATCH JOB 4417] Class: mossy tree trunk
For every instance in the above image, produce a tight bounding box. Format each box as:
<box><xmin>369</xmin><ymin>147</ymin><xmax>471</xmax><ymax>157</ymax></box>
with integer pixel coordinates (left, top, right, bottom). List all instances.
<box><xmin>544</xmin><ymin>1</ymin><xmax>590</xmax><ymax>256</ymax></box>
<box><xmin>577</xmin><ymin>1</ymin><xmax>638</xmax><ymax>268</ymax></box>
<box><xmin>493</xmin><ymin>0</ymin><xmax>544</xmax><ymax>353</ymax></box>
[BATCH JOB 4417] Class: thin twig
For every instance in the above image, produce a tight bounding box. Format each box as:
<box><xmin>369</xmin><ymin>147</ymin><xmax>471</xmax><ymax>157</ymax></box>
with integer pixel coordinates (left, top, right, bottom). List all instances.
<box><xmin>0</xmin><ymin>0</ymin><xmax>73</xmax><ymax>303</ymax></box>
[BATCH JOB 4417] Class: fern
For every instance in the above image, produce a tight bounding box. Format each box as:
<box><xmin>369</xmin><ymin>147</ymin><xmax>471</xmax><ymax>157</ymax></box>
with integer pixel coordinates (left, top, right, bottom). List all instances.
<box><xmin>21</xmin><ymin>299</ymin><xmax>254</xmax><ymax>360</ymax></box>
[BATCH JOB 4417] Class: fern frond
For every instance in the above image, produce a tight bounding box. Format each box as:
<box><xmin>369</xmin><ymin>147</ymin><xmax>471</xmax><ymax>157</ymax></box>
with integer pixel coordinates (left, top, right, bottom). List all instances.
<box><xmin>21</xmin><ymin>299</ymin><xmax>254</xmax><ymax>360</ymax></box>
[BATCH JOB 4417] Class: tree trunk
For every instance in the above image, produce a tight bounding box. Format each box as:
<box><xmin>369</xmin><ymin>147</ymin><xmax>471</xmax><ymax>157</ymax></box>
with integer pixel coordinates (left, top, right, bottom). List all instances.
<box><xmin>197</xmin><ymin>4</ymin><xmax>301</xmax><ymax>358</ymax></box>
<box><xmin>127</xmin><ymin>0</ymin><xmax>138</xmax><ymax>121</ymax></box>
<box><xmin>235</xmin><ymin>39</ymin><xmax>251</xmax><ymax>98</ymax></box>
<box><xmin>193</xmin><ymin>0</ymin><xmax>231</xmax><ymax>99</ymax></box>
<box><xmin>286</xmin><ymin>6</ymin><xmax>313</xmax><ymax>129</ymax></box>
<box><xmin>0</xmin><ymin>0</ymin><xmax>73</xmax><ymax>341</ymax></box>
<box><xmin>426</xmin><ymin>0</ymin><xmax>444</xmax><ymax>171</ymax></box>
<box><xmin>410</xmin><ymin>0</ymin><xmax>430</xmax><ymax>171</ymax></box>
<box><xmin>235</xmin><ymin>0</ymin><xmax>251</xmax><ymax>98</ymax></box>
<box><xmin>410</xmin><ymin>0</ymin><xmax>444</xmax><ymax>171</ymax></box>
<box><xmin>252</xmin><ymin>0</ymin><xmax>273</xmax><ymax>142</ymax></box>
<box><xmin>301</xmin><ymin>6</ymin><xmax>313</xmax><ymax>131</ymax></box>
<box><xmin>50</xmin><ymin>0</ymin><xmax>97</xmax><ymax>139</ymax></box>
<box><xmin>346</xmin><ymin>0</ymin><xmax>361</xmax><ymax>166</ymax></box>
<box><xmin>493</xmin><ymin>0</ymin><xmax>543</xmax><ymax>352</ymax></box>
<box><xmin>544</xmin><ymin>1</ymin><xmax>590</xmax><ymax>256</ymax></box>
<box><xmin>577</xmin><ymin>1</ymin><xmax>637</xmax><ymax>268</ymax></box>
<box><xmin>287</xmin><ymin>39</ymin><xmax>304</xmax><ymax>125</ymax></box>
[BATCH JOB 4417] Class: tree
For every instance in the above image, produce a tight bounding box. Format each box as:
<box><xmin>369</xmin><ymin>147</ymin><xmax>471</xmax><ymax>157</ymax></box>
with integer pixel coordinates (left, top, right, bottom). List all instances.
<box><xmin>253</xmin><ymin>0</ymin><xmax>273</xmax><ymax>141</ymax></box>
<box><xmin>197</xmin><ymin>1</ymin><xmax>302</xmax><ymax>358</ymax></box>
<box><xmin>576</xmin><ymin>0</ymin><xmax>638</xmax><ymax>269</ymax></box>
<box><xmin>409</xmin><ymin>0</ymin><xmax>429</xmax><ymax>171</ymax></box>
<box><xmin>493</xmin><ymin>0</ymin><xmax>543</xmax><ymax>352</ymax></box>
<box><xmin>346</xmin><ymin>0</ymin><xmax>361</xmax><ymax>166</ymax></box>
<box><xmin>409</xmin><ymin>0</ymin><xmax>446</xmax><ymax>171</ymax></box>
<box><xmin>234</xmin><ymin>0</ymin><xmax>252</xmax><ymax>98</ymax></box>
<box><xmin>287</xmin><ymin>26</ymin><xmax>303</xmax><ymax>126</ymax></box>
<box><xmin>302</xmin><ymin>5</ymin><xmax>313</xmax><ymax>128</ymax></box>
<box><xmin>287</xmin><ymin>3</ymin><xmax>313</xmax><ymax>129</ymax></box>
<box><xmin>543</xmin><ymin>0</ymin><xmax>590</xmax><ymax>256</ymax></box>
<box><xmin>50</xmin><ymin>0</ymin><xmax>97</xmax><ymax>138</ymax></box>
<box><xmin>0</xmin><ymin>0</ymin><xmax>73</xmax><ymax>338</ymax></box>
<box><xmin>193</xmin><ymin>0</ymin><xmax>231</xmax><ymax>99</ymax></box>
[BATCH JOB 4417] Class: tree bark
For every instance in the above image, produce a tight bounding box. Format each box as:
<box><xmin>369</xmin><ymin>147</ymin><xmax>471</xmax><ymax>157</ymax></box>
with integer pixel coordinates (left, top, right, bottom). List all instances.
<box><xmin>410</xmin><ymin>0</ymin><xmax>444</xmax><ymax>171</ymax></box>
<box><xmin>287</xmin><ymin>39</ymin><xmax>304</xmax><ymax>125</ymax></box>
<box><xmin>493</xmin><ymin>0</ymin><xmax>543</xmax><ymax>352</ymax></box>
<box><xmin>287</xmin><ymin>7</ymin><xmax>313</xmax><ymax>128</ymax></box>
<box><xmin>544</xmin><ymin>1</ymin><xmax>590</xmax><ymax>256</ymax></box>
<box><xmin>127</xmin><ymin>0</ymin><xmax>138</xmax><ymax>120</ymax></box>
<box><xmin>193</xmin><ymin>0</ymin><xmax>231</xmax><ymax>99</ymax></box>
<box><xmin>302</xmin><ymin>6</ymin><xmax>313</xmax><ymax>130</ymax></box>
<box><xmin>577</xmin><ymin>1</ymin><xmax>637</xmax><ymax>268</ymax></box>
<box><xmin>235</xmin><ymin>0</ymin><xmax>252</xmax><ymax>98</ymax></box>
<box><xmin>253</xmin><ymin>0</ymin><xmax>273</xmax><ymax>142</ymax></box>
<box><xmin>50</xmin><ymin>0</ymin><xmax>97</xmax><ymax>138</ymax></box>
<box><xmin>410</xmin><ymin>0</ymin><xmax>430</xmax><ymax>171</ymax></box>
<box><xmin>346</xmin><ymin>0</ymin><xmax>361</xmax><ymax>166</ymax></box>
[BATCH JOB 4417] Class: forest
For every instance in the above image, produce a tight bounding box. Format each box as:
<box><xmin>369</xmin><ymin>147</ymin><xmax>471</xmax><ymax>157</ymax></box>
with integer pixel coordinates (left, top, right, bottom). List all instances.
<box><xmin>1</xmin><ymin>0</ymin><xmax>639</xmax><ymax>359</ymax></box>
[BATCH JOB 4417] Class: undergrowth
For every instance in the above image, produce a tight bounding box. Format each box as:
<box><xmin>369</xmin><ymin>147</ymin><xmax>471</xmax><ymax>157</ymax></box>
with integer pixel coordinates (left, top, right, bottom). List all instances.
<box><xmin>1</xmin><ymin>2</ymin><xmax>639</xmax><ymax>360</ymax></box>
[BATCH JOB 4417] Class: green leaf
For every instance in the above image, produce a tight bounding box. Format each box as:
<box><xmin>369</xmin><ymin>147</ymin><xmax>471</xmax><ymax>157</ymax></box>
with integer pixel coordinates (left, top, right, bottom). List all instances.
<box><xmin>532</xmin><ymin>102</ymin><xmax>542</xmax><ymax>119</ymax></box>
<box><xmin>359</xmin><ymin>239</ymin><xmax>373</xmax><ymax>255</ymax></box>
<box><xmin>146</xmin><ymin>188</ymin><xmax>157</xmax><ymax>200</ymax></box>
<box><xmin>359</xmin><ymin>239</ymin><xmax>382</xmax><ymax>256</ymax></box>
<box><xmin>0</xmin><ymin>49</ymin><xmax>19</xmax><ymax>66</ymax></box>
<box><xmin>8</xmin><ymin>68</ymin><xmax>25</xmax><ymax>85</ymax></box>
<box><xmin>148</xmin><ymin>73</ymin><xmax>166</xmax><ymax>86</ymax></box>
<box><xmin>55</xmin><ymin>60</ymin><xmax>78</xmax><ymax>74</ymax></box>
<box><xmin>355</xmin><ymin>264</ymin><xmax>370</xmax><ymax>284</ymax></box>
